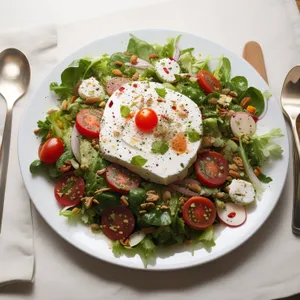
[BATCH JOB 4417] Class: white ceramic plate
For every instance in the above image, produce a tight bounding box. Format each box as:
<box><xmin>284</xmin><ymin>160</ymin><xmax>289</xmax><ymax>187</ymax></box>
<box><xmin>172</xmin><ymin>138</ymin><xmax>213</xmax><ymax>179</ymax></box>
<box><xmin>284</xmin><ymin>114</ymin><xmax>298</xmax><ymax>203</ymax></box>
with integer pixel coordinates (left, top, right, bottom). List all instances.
<box><xmin>18</xmin><ymin>29</ymin><xmax>289</xmax><ymax>270</ymax></box>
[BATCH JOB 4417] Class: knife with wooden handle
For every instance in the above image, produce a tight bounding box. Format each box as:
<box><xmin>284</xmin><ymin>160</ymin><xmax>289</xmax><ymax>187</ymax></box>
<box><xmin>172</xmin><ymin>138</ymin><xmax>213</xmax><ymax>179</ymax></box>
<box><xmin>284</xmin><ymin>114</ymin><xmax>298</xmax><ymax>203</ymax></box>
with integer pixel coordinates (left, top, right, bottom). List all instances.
<box><xmin>243</xmin><ymin>41</ymin><xmax>300</xmax><ymax>235</ymax></box>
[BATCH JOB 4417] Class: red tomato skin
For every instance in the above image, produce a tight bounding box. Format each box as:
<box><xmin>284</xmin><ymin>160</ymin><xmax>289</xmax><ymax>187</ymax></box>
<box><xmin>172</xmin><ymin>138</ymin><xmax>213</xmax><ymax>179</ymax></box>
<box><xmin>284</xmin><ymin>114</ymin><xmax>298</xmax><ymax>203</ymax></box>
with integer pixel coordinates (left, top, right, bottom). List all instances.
<box><xmin>39</xmin><ymin>137</ymin><xmax>64</xmax><ymax>164</ymax></box>
<box><xmin>101</xmin><ymin>206</ymin><xmax>135</xmax><ymax>240</ymax></box>
<box><xmin>54</xmin><ymin>174</ymin><xmax>85</xmax><ymax>207</ymax></box>
<box><xmin>75</xmin><ymin>109</ymin><xmax>102</xmax><ymax>138</ymax></box>
<box><xmin>135</xmin><ymin>108</ymin><xmax>158</xmax><ymax>133</ymax></box>
<box><xmin>105</xmin><ymin>164</ymin><xmax>141</xmax><ymax>194</ymax></box>
<box><xmin>182</xmin><ymin>197</ymin><xmax>216</xmax><ymax>230</ymax></box>
<box><xmin>195</xmin><ymin>151</ymin><xmax>228</xmax><ymax>188</ymax></box>
<box><xmin>197</xmin><ymin>70</ymin><xmax>221</xmax><ymax>94</ymax></box>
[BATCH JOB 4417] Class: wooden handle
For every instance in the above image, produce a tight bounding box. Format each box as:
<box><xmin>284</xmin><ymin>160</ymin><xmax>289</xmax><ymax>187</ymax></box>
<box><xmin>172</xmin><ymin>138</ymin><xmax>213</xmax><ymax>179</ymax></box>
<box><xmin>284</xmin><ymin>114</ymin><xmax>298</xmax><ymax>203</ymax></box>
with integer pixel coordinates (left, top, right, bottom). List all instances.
<box><xmin>243</xmin><ymin>41</ymin><xmax>269</xmax><ymax>84</ymax></box>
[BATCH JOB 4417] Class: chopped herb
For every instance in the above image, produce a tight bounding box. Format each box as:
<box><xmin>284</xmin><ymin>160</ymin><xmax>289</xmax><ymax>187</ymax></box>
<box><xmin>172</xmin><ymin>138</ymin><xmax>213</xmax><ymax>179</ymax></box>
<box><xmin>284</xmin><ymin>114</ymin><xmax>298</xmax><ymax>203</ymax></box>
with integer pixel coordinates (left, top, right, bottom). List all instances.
<box><xmin>131</xmin><ymin>155</ymin><xmax>148</xmax><ymax>167</ymax></box>
<box><xmin>151</xmin><ymin>141</ymin><xmax>169</xmax><ymax>154</ymax></box>
<box><xmin>120</xmin><ymin>105</ymin><xmax>130</xmax><ymax>118</ymax></box>
<box><xmin>155</xmin><ymin>88</ymin><xmax>167</xmax><ymax>98</ymax></box>
<box><xmin>187</xmin><ymin>129</ymin><xmax>201</xmax><ymax>142</ymax></box>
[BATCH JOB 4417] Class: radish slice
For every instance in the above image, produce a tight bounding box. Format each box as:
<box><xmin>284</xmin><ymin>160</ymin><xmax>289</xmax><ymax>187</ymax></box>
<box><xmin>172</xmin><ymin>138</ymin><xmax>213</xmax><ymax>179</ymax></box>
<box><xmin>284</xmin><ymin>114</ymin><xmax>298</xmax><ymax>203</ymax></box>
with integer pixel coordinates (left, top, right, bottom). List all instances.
<box><xmin>71</xmin><ymin>125</ymin><xmax>81</xmax><ymax>163</ymax></box>
<box><xmin>217</xmin><ymin>202</ymin><xmax>247</xmax><ymax>227</ymax></box>
<box><xmin>230</xmin><ymin>112</ymin><xmax>256</xmax><ymax>137</ymax></box>
<box><xmin>128</xmin><ymin>231</ymin><xmax>146</xmax><ymax>247</ymax></box>
<box><xmin>125</xmin><ymin>58</ymin><xmax>154</xmax><ymax>69</ymax></box>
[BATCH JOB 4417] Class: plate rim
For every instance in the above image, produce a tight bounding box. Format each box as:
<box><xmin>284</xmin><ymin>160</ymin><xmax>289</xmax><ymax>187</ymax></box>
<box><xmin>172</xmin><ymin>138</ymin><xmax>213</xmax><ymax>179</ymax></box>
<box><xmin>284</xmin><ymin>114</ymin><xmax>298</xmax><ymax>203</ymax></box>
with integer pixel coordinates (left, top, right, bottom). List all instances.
<box><xmin>18</xmin><ymin>28</ymin><xmax>290</xmax><ymax>271</ymax></box>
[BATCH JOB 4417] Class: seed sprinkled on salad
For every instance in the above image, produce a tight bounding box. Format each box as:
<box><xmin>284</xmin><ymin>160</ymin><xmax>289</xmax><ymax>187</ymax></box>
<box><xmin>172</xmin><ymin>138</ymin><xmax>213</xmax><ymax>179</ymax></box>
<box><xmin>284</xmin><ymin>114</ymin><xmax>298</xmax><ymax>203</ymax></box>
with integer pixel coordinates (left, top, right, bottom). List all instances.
<box><xmin>30</xmin><ymin>34</ymin><xmax>283</xmax><ymax>267</ymax></box>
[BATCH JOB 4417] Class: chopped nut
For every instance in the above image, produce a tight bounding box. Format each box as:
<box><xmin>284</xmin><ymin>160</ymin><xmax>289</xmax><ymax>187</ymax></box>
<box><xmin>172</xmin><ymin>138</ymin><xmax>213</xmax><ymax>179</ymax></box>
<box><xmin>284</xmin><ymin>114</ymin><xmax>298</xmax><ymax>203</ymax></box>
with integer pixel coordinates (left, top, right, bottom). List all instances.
<box><xmin>177</xmin><ymin>110</ymin><xmax>188</xmax><ymax>118</ymax></box>
<box><xmin>81</xmin><ymin>197</ymin><xmax>93</xmax><ymax>209</ymax></box>
<box><xmin>240</xmin><ymin>97</ymin><xmax>251</xmax><ymax>108</ymax></box>
<box><xmin>139</xmin><ymin>210</ymin><xmax>147</xmax><ymax>214</ymax></box>
<box><xmin>57</xmin><ymin>192</ymin><xmax>63</xmax><ymax>197</ymax></box>
<box><xmin>160</xmin><ymin>205</ymin><xmax>169</xmax><ymax>210</ymax></box>
<box><xmin>221</xmin><ymin>88</ymin><xmax>231</xmax><ymax>95</ymax></box>
<box><xmin>56</xmin><ymin>119</ymin><xmax>64</xmax><ymax>129</ymax></box>
<box><xmin>124</xmin><ymin>51</ymin><xmax>132</xmax><ymax>56</ymax></box>
<box><xmin>229</xmin><ymin>91</ymin><xmax>238</xmax><ymax>97</ymax></box>
<box><xmin>201</xmin><ymin>136</ymin><xmax>216</xmax><ymax>148</ymax></box>
<box><xmin>197</xmin><ymin>148</ymin><xmax>209</xmax><ymax>154</ymax></box>
<box><xmin>223</xmin><ymin>186</ymin><xmax>230</xmax><ymax>193</ymax></box>
<box><xmin>231</xmin><ymin>137</ymin><xmax>239</xmax><ymax>143</ymax></box>
<box><xmin>146</xmin><ymin>98</ymin><xmax>153</xmax><ymax>105</ymax></box>
<box><xmin>59</xmin><ymin>165</ymin><xmax>72</xmax><ymax>173</ymax></box>
<box><xmin>229</xmin><ymin>163</ymin><xmax>239</xmax><ymax>171</ymax></box>
<box><xmin>146</xmin><ymin>190</ymin><xmax>160</xmax><ymax>202</ymax></box>
<box><xmin>149</xmin><ymin>53</ymin><xmax>159</xmax><ymax>59</ymax></box>
<box><xmin>226</xmin><ymin>176</ymin><xmax>233</xmax><ymax>181</ymax></box>
<box><xmin>61</xmin><ymin>100</ymin><xmax>68</xmax><ymax>111</ymax></box>
<box><xmin>92</xmin><ymin>198</ymin><xmax>100</xmax><ymax>204</ymax></box>
<box><xmin>130</xmin><ymin>55</ymin><xmax>138</xmax><ymax>65</ymax></box>
<box><xmin>208</xmin><ymin>97</ymin><xmax>218</xmax><ymax>105</ymax></box>
<box><xmin>254</xmin><ymin>166</ymin><xmax>262</xmax><ymax>177</ymax></box>
<box><xmin>84</xmin><ymin>97</ymin><xmax>101</xmax><ymax>104</ymax></box>
<box><xmin>96</xmin><ymin>168</ymin><xmax>106</xmax><ymax>176</ymax></box>
<box><xmin>188</xmin><ymin>183</ymin><xmax>201</xmax><ymax>193</ymax></box>
<box><xmin>72</xmin><ymin>207</ymin><xmax>81</xmax><ymax>215</ymax></box>
<box><xmin>47</xmin><ymin>109</ymin><xmax>58</xmax><ymax>115</ymax></box>
<box><xmin>112</xmin><ymin>69</ymin><xmax>123</xmax><ymax>76</ymax></box>
<box><xmin>132</xmin><ymin>71</ymin><xmax>139</xmax><ymax>81</ymax></box>
<box><xmin>99</xmin><ymin>101</ymin><xmax>106</xmax><ymax>108</ymax></box>
<box><xmin>91</xmin><ymin>223</ymin><xmax>100</xmax><ymax>231</ymax></box>
<box><xmin>179</xmin><ymin>196</ymin><xmax>188</xmax><ymax>206</ymax></box>
<box><xmin>162</xmin><ymin>190</ymin><xmax>172</xmax><ymax>202</ymax></box>
<box><xmin>113</xmin><ymin>130</ymin><xmax>120</xmax><ymax>137</ymax></box>
<box><xmin>109</xmin><ymin>225</ymin><xmax>118</xmax><ymax>232</ymax></box>
<box><xmin>140</xmin><ymin>202</ymin><xmax>155</xmax><ymax>209</ymax></box>
<box><xmin>64</xmin><ymin>160</ymin><xmax>72</xmax><ymax>166</ymax></box>
<box><xmin>74</xmin><ymin>81</ymin><xmax>81</xmax><ymax>96</ymax></box>
<box><xmin>219</xmin><ymin>108</ymin><xmax>229</xmax><ymax>117</ymax></box>
<box><xmin>120</xmin><ymin>195</ymin><xmax>129</xmax><ymax>207</ymax></box>
<box><xmin>94</xmin><ymin>187</ymin><xmax>111</xmax><ymax>195</ymax></box>
<box><xmin>215</xmin><ymin>192</ymin><xmax>225</xmax><ymax>198</ymax></box>
<box><xmin>34</xmin><ymin>128</ymin><xmax>40</xmax><ymax>134</ymax></box>
<box><xmin>120</xmin><ymin>238</ymin><xmax>130</xmax><ymax>247</ymax></box>
<box><xmin>70</xmin><ymin>95</ymin><xmax>77</xmax><ymax>104</ymax></box>
<box><xmin>229</xmin><ymin>170</ymin><xmax>240</xmax><ymax>178</ymax></box>
<box><xmin>141</xmin><ymin>227</ymin><xmax>156</xmax><ymax>234</ymax></box>
<box><xmin>232</xmin><ymin>156</ymin><xmax>244</xmax><ymax>168</ymax></box>
<box><xmin>114</xmin><ymin>61</ymin><xmax>123</xmax><ymax>66</ymax></box>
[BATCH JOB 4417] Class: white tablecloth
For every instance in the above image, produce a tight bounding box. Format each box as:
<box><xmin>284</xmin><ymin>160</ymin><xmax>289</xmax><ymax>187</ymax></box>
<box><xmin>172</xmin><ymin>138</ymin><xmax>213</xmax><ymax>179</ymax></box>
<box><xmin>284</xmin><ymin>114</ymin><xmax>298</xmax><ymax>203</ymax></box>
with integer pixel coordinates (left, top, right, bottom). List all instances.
<box><xmin>1</xmin><ymin>0</ymin><xmax>300</xmax><ymax>299</ymax></box>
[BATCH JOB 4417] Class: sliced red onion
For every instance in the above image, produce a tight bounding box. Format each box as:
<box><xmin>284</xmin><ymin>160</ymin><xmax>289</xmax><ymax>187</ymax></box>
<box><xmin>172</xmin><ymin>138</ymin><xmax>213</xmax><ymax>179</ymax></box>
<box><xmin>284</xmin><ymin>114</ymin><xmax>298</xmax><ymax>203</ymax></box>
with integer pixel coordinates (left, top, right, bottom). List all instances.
<box><xmin>179</xmin><ymin>73</ymin><xmax>198</xmax><ymax>78</ymax></box>
<box><xmin>169</xmin><ymin>184</ymin><xmax>199</xmax><ymax>197</ymax></box>
<box><xmin>174</xmin><ymin>178</ymin><xmax>201</xmax><ymax>185</ymax></box>
<box><xmin>173</xmin><ymin>45</ymin><xmax>180</xmax><ymax>61</ymax></box>
<box><xmin>71</xmin><ymin>125</ymin><xmax>81</xmax><ymax>163</ymax></box>
<box><xmin>70</xmin><ymin>159</ymin><xmax>80</xmax><ymax>170</ymax></box>
<box><xmin>125</xmin><ymin>58</ymin><xmax>154</xmax><ymax>69</ymax></box>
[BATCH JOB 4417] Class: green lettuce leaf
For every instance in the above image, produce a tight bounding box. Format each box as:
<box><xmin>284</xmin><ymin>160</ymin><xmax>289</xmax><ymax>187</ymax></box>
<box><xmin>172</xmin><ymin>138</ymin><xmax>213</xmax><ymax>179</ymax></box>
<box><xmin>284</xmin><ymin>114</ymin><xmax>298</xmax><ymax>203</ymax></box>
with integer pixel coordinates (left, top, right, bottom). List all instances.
<box><xmin>196</xmin><ymin>225</ymin><xmax>215</xmax><ymax>248</ymax></box>
<box><xmin>127</xmin><ymin>35</ymin><xmax>157</xmax><ymax>62</ymax></box>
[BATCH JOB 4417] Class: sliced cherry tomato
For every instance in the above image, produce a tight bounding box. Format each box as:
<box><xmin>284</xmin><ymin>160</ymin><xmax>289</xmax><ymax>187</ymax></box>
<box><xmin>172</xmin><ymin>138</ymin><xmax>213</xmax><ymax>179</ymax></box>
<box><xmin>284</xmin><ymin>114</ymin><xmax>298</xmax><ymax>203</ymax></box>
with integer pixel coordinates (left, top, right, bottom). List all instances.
<box><xmin>195</xmin><ymin>151</ymin><xmax>228</xmax><ymax>188</ymax></box>
<box><xmin>182</xmin><ymin>196</ymin><xmax>216</xmax><ymax>230</ymax></box>
<box><xmin>106</xmin><ymin>164</ymin><xmax>141</xmax><ymax>194</ymax></box>
<box><xmin>102</xmin><ymin>206</ymin><xmax>135</xmax><ymax>240</ymax></box>
<box><xmin>135</xmin><ymin>108</ymin><xmax>158</xmax><ymax>133</ymax></box>
<box><xmin>39</xmin><ymin>137</ymin><xmax>64</xmax><ymax>164</ymax></box>
<box><xmin>75</xmin><ymin>108</ymin><xmax>102</xmax><ymax>138</ymax></box>
<box><xmin>197</xmin><ymin>70</ymin><xmax>221</xmax><ymax>94</ymax></box>
<box><xmin>54</xmin><ymin>174</ymin><xmax>85</xmax><ymax>206</ymax></box>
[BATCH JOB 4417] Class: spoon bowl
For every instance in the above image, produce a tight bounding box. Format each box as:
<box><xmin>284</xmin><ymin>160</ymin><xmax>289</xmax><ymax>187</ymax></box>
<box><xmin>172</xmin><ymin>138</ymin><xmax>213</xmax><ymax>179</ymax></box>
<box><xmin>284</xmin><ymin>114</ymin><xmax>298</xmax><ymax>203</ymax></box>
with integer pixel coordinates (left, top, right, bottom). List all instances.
<box><xmin>0</xmin><ymin>48</ymin><xmax>30</xmax><ymax>232</ymax></box>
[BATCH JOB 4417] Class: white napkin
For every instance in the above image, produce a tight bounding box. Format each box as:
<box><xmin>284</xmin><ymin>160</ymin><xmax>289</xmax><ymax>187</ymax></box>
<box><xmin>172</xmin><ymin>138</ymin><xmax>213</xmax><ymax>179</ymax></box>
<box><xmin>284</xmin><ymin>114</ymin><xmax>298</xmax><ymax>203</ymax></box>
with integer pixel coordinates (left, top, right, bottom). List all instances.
<box><xmin>0</xmin><ymin>25</ymin><xmax>57</xmax><ymax>286</ymax></box>
<box><xmin>1</xmin><ymin>0</ymin><xmax>300</xmax><ymax>299</ymax></box>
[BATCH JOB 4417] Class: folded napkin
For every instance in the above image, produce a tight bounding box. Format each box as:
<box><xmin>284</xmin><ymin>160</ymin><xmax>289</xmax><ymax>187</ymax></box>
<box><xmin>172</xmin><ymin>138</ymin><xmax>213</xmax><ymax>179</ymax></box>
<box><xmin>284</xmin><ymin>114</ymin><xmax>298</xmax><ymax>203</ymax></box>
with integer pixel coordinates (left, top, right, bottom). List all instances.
<box><xmin>0</xmin><ymin>25</ymin><xmax>57</xmax><ymax>286</ymax></box>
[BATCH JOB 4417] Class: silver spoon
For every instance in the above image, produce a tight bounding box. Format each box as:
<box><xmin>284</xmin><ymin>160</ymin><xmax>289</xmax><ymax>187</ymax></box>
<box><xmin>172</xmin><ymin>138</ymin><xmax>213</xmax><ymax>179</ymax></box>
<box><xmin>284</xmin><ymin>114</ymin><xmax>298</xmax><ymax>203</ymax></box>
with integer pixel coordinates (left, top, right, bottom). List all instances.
<box><xmin>0</xmin><ymin>49</ymin><xmax>30</xmax><ymax>232</ymax></box>
<box><xmin>281</xmin><ymin>66</ymin><xmax>300</xmax><ymax>235</ymax></box>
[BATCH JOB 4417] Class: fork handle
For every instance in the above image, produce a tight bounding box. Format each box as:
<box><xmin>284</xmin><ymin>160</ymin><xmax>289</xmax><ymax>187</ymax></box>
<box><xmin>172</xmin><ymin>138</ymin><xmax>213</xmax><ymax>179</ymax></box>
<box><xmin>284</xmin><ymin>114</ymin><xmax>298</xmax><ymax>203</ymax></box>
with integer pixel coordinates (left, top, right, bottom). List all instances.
<box><xmin>0</xmin><ymin>106</ymin><xmax>13</xmax><ymax>233</ymax></box>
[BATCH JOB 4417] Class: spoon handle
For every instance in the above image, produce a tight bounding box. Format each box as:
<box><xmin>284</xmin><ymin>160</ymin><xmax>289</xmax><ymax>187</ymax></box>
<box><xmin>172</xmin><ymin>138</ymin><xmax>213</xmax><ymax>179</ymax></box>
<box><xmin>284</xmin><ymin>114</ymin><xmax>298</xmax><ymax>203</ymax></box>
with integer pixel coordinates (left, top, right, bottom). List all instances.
<box><xmin>0</xmin><ymin>106</ymin><xmax>13</xmax><ymax>232</ymax></box>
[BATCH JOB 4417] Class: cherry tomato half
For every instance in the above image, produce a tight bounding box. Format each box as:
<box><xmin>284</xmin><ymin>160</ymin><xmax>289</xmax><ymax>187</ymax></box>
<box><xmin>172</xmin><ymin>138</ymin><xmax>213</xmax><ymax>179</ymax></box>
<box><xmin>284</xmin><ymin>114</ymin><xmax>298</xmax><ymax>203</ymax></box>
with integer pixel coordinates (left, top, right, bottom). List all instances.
<box><xmin>54</xmin><ymin>174</ymin><xmax>85</xmax><ymax>206</ymax></box>
<box><xmin>135</xmin><ymin>108</ymin><xmax>158</xmax><ymax>133</ymax></box>
<box><xmin>38</xmin><ymin>137</ymin><xmax>64</xmax><ymax>164</ymax></box>
<box><xmin>102</xmin><ymin>206</ymin><xmax>135</xmax><ymax>240</ymax></box>
<box><xmin>197</xmin><ymin>70</ymin><xmax>221</xmax><ymax>94</ymax></box>
<box><xmin>106</xmin><ymin>164</ymin><xmax>141</xmax><ymax>194</ymax></box>
<box><xmin>195</xmin><ymin>151</ymin><xmax>228</xmax><ymax>188</ymax></box>
<box><xmin>75</xmin><ymin>108</ymin><xmax>102</xmax><ymax>138</ymax></box>
<box><xmin>182</xmin><ymin>196</ymin><xmax>216</xmax><ymax>230</ymax></box>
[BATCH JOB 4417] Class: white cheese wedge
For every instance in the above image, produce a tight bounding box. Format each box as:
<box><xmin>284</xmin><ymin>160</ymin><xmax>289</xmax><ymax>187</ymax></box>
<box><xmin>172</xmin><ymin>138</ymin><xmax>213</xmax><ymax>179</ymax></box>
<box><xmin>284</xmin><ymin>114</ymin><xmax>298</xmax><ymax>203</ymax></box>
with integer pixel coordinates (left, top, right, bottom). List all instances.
<box><xmin>228</xmin><ymin>179</ymin><xmax>255</xmax><ymax>205</ymax></box>
<box><xmin>155</xmin><ymin>58</ymin><xmax>180</xmax><ymax>83</ymax></box>
<box><xmin>99</xmin><ymin>81</ymin><xmax>202</xmax><ymax>185</ymax></box>
<box><xmin>78</xmin><ymin>77</ymin><xmax>105</xmax><ymax>99</ymax></box>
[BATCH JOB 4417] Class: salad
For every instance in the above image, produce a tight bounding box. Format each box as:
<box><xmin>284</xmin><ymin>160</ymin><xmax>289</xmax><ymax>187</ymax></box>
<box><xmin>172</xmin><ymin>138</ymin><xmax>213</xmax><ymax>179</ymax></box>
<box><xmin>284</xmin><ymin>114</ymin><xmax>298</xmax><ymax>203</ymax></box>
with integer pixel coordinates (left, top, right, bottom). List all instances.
<box><xmin>30</xmin><ymin>35</ymin><xmax>283</xmax><ymax>266</ymax></box>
